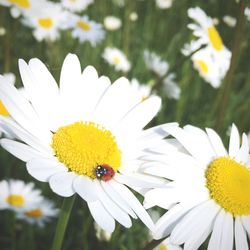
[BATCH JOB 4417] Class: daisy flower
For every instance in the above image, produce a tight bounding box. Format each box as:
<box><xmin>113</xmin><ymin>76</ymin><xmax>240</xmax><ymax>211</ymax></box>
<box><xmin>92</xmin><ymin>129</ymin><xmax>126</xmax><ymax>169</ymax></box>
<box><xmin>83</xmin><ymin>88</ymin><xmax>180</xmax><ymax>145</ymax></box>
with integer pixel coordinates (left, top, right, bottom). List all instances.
<box><xmin>155</xmin><ymin>0</ymin><xmax>174</xmax><ymax>9</ymax></box>
<box><xmin>223</xmin><ymin>15</ymin><xmax>236</xmax><ymax>27</ymax></box>
<box><xmin>17</xmin><ymin>198</ymin><xmax>59</xmax><ymax>227</ymax></box>
<box><xmin>0</xmin><ymin>179</ymin><xmax>43</xmax><ymax>212</ymax></box>
<box><xmin>0</xmin><ymin>53</ymin><xmax>176</xmax><ymax>233</ymax></box>
<box><xmin>245</xmin><ymin>7</ymin><xmax>250</xmax><ymax>21</ymax></box>
<box><xmin>187</xmin><ymin>7</ymin><xmax>231</xmax><ymax>63</ymax></box>
<box><xmin>104</xmin><ymin>16</ymin><xmax>122</xmax><ymax>31</ymax></box>
<box><xmin>103</xmin><ymin>47</ymin><xmax>131</xmax><ymax>72</ymax></box>
<box><xmin>22</xmin><ymin>2</ymin><xmax>69</xmax><ymax>42</ymax></box>
<box><xmin>163</xmin><ymin>75</ymin><xmax>180</xmax><ymax>100</ymax></box>
<box><xmin>144</xmin><ymin>50</ymin><xmax>169</xmax><ymax>77</ymax></box>
<box><xmin>144</xmin><ymin>124</ymin><xmax>250</xmax><ymax>250</ymax></box>
<box><xmin>0</xmin><ymin>27</ymin><xmax>6</xmax><ymax>36</ymax></box>
<box><xmin>68</xmin><ymin>15</ymin><xmax>105</xmax><ymax>46</ymax></box>
<box><xmin>61</xmin><ymin>0</ymin><xmax>93</xmax><ymax>13</ymax></box>
<box><xmin>129</xmin><ymin>12</ymin><xmax>138</xmax><ymax>22</ymax></box>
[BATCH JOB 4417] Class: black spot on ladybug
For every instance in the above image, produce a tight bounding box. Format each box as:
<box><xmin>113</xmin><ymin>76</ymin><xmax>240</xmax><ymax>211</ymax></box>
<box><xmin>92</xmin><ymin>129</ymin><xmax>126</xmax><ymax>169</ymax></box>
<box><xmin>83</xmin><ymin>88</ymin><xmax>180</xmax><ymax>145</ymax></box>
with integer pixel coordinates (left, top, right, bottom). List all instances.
<box><xmin>95</xmin><ymin>164</ymin><xmax>115</xmax><ymax>182</ymax></box>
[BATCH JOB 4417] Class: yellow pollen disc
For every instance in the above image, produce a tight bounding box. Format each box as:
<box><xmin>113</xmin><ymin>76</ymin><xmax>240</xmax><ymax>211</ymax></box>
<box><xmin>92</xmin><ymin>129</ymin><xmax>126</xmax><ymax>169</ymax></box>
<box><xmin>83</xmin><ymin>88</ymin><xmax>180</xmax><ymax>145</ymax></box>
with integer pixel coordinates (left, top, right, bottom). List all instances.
<box><xmin>112</xmin><ymin>56</ymin><xmax>121</xmax><ymax>65</ymax></box>
<box><xmin>25</xmin><ymin>209</ymin><xmax>43</xmax><ymax>218</ymax></box>
<box><xmin>9</xmin><ymin>0</ymin><xmax>30</xmax><ymax>8</ymax></box>
<box><xmin>38</xmin><ymin>18</ymin><xmax>53</xmax><ymax>29</ymax></box>
<box><xmin>0</xmin><ymin>101</ymin><xmax>10</xmax><ymax>117</ymax></box>
<box><xmin>52</xmin><ymin>121</ymin><xmax>122</xmax><ymax>178</ymax></box>
<box><xmin>207</xmin><ymin>26</ymin><xmax>223</xmax><ymax>51</ymax></box>
<box><xmin>77</xmin><ymin>21</ymin><xmax>91</xmax><ymax>31</ymax></box>
<box><xmin>6</xmin><ymin>194</ymin><xmax>25</xmax><ymax>207</ymax></box>
<box><xmin>206</xmin><ymin>156</ymin><xmax>250</xmax><ymax>216</ymax></box>
<box><xmin>195</xmin><ymin>60</ymin><xmax>209</xmax><ymax>74</ymax></box>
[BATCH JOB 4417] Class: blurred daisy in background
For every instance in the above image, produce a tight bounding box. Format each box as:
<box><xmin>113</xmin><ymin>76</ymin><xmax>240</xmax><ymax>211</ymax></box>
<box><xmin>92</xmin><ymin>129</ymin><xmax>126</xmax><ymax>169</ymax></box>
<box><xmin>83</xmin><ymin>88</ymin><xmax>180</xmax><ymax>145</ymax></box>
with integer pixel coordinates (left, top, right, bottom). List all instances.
<box><xmin>61</xmin><ymin>0</ymin><xmax>93</xmax><ymax>13</ymax></box>
<box><xmin>0</xmin><ymin>53</ymin><xmax>177</xmax><ymax>233</ymax></box>
<box><xmin>129</xmin><ymin>12</ymin><xmax>138</xmax><ymax>22</ymax></box>
<box><xmin>163</xmin><ymin>74</ymin><xmax>180</xmax><ymax>100</ymax></box>
<box><xmin>0</xmin><ymin>179</ymin><xmax>42</xmax><ymax>212</ymax></box>
<box><xmin>17</xmin><ymin>199</ymin><xmax>59</xmax><ymax>227</ymax></box>
<box><xmin>244</xmin><ymin>7</ymin><xmax>250</xmax><ymax>21</ymax></box>
<box><xmin>22</xmin><ymin>2</ymin><xmax>69</xmax><ymax>42</ymax></box>
<box><xmin>130</xmin><ymin>78</ymin><xmax>152</xmax><ymax>102</ymax></box>
<box><xmin>103</xmin><ymin>47</ymin><xmax>131</xmax><ymax>72</ymax></box>
<box><xmin>144</xmin><ymin>50</ymin><xmax>169</xmax><ymax>77</ymax></box>
<box><xmin>0</xmin><ymin>27</ymin><xmax>6</xmax><ymax>36</ymax></box>
<box><xmin>155</xmin><ymin>0</ymin><xmax>174</xmax><ymax>9</ymax></box>
<box><xmin>144</xmin><ymin>124</ymin><xmax>250</xmax><ymax>250</ymax></box>
<box><xmin>68</xmin><ymin>15</ymin><xmax>105</xmax><ymax>46</ymax></box>
<box><xmin>104</xmin><ymin>16</ymin><xmax>121</xmax><ymax>31</ymax></box>
<box><xmin>223</xmin><ymin>15</ymin><xmax>236</xmax><ymax>27</ymax></box>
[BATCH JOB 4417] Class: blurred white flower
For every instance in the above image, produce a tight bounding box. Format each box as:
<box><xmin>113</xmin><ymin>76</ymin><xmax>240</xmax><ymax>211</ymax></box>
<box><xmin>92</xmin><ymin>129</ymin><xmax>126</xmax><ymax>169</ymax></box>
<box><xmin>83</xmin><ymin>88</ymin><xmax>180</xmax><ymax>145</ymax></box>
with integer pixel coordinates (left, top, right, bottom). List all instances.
<box><xmin>22</xmin><ymin>2</ymin><xmax>69</xmax><ymax>42</ymax></box>
<box><xmin>112</xmin><ymin>0</ymin><xmax>124</xmax><ymax>7</ymax></box>
<box><xmin>104</xmin><ymin>16</ymin><xmax>121</xmax><ymax>31</ymax></box>
<box><xmin>0</xmin><ymin>27</ymin><xmax>6</xmax><ymax>36</ymax></box>
<box><xmin>61</xmin><ymin>0</ymin><xmax>93</xmax><ymax>12</ymax></box>
<box><xmin>94</xmin><ymin>222</ymin><xmax>112</xmax><ymax>241</ymax></box>
<box><xmin>144</xmin><ymin>50</ymin><xmax>169</xmax><ymax>77</ymax></box>
<box><xmin>223</xmin><ymin>15</ymin><xmax>236</xmax><ymax>27</ymax></box>
<box><xmin>103</xmin><ymin>47</ymin><xmax>131</xmax><ymax>72</ymax></box>
<box><xmin>131</xmin><ymin>78</ymin><xmax>152</xmax><ymax>102</ymax></box>
<box><xmin>129</xmin><ymin>12</ymin><xmax>138</xmax><ymax>21</ymax></box>
<box><xmin>244</xmin><ymin>7</ymin><xmax>250</xmax><ymax>21</ymax></box>
<box><xmin>212</xmin><ymin>17</ymin><xmax>219</xmax><ymax>25</ymax></box>
<box><xmin>0</xmin><ymin>179</ymin><xmax>43</xmax><ymax>212</ymax></box>
<box><xmin>163</xmin><ymin>74</ymin><xmax>180</xmax><ymax>100</ymax></box>
<box><xmin>154</xmin><ymin>238</ymin><xmax>182</xmax><ymax>250</ymax></box>
<box><xmin>155</xmin><ymin>0</ymin><xmax>173</xmax><ymax>9</ymax></box>
<box><xmin>17</xmin><ymin>199</ymin><xmax>59</xmax><ymax>227</ymax></box>
<box><xmin>68</xmin><ymin>15</ymin><xmax>105</xmax><ymax>46</ymax></box>
<box><xmin>181</xmin><ymin>40</ymin><xmax>201</xmax><ymax>56</ymax></box>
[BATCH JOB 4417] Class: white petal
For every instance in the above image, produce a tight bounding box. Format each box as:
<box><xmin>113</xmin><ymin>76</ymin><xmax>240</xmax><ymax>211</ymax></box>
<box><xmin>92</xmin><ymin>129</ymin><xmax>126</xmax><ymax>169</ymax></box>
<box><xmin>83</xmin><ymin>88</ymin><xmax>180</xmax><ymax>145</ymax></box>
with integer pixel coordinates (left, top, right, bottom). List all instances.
<box><xmin>27</xmin><ymin>158</ymin><xmax>67</xmax><ymax>182</ymax></box>
<box><xmin>235</xmin><ymin>133</ymin><xmax>249</xmax><ymax>163</ymax></box>
<box><xmin>235</xmin><ymin>217</ymin><xmax>248</xmax><ymax>250</ymax></box>
<box><xmin>110</xmin><ymin>181</ymin><xmax>154</xmax><ymax>230</ymax></box>
<box><xmin>88</xmin><ymin>200</ymin><xmax>115</xmax><ymax>233</ymax></box>
<box><xmin>241</xmin><ymin>216</ymin><xmax>250</xmax><ymax>237</ymax></box>
<box><xmin>96</xmin><ymin>182</ymin><xmax>132</xmax><ymax>228</ymax></box>
<box><xmin>206</xmin><ymin>128</ymin><xmax>227</xmax><ymax>157</ymax></box>
<box><xmin>207</xmin><ymin>209</ymin><xmax>226</xmax><ymax>250</ymax></box>
<box><xmin>229</xmin><ymin>124</ymin><xmax>240</xmax><ymax>157</ymax></box>
<box><xmin>220</xmin><ymin>212</ymin><xmax>234</xmax><ymax>250</ymax></box>
<box><xmin>49</xmin><ymin>172</ymin><xmax>77</xmax><ymax>197</ymax></box>
<box><xmin>0</xmin><ymin>139</ymin><xmax>44</xmax><ymax>162</ymax></box>
<box><xmin>73</xmin><ymin>176</ymin><xmax>98</xmax><ymax>202</ymax></box>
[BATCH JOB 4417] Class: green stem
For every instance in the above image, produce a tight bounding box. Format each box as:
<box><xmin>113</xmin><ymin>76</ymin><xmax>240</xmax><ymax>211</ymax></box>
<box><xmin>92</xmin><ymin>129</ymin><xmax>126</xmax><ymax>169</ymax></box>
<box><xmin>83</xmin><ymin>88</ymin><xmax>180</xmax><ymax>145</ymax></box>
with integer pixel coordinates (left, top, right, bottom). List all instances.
<box><xmin>214</xmin><ymin>0</ymin><xmax>246</xmax><ymax>131</ymax></box>
<box><xmin>142</xmin><ymin>237</ymin><xmax>167</xmax><ymax>250</ymax></box>
<box><xmin>51</xmin><ymin>195</ymin><xmax>76</xmax><ymax>250</ymax></box>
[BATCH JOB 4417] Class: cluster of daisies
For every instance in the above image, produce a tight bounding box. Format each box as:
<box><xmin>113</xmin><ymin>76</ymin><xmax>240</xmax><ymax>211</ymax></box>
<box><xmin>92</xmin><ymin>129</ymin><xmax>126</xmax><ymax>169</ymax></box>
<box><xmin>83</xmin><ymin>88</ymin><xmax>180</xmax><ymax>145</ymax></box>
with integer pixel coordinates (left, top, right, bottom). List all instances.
<box><xmin>182</xmin><ymin>7</ymin><xmax>232</xmax><ymax>88</ymax></box>
<box><xmin>0</xmin><ymin>52</ymin><xmax>249</xmax><ymax>250</ymax></box>
<box><xmin>0</xmin><ymin>179</ymin><xmax>58</xmax><ymax>227</ymax></box>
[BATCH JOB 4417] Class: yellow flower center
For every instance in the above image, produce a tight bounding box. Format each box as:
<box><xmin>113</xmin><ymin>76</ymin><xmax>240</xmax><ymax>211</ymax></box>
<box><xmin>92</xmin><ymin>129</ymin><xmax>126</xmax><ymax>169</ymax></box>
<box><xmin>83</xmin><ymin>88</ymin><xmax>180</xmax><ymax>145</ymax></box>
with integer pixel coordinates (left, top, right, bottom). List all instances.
<box><xmin>195</xmin><ymin>60</ymin><xmax>209</xmax><ymax>74</ymax></box>
<box><xmin>25</xmin><ymin>209</ymin><xmax>43</xmax><ymax>218</ymax></box>
<box><xmin>207</xmin><ymin>26</ymin><xmax>223</xmax><ymax>51</ymax></box>
<box><xmin>0</xmin><ymin>101</ymin><xmax>10</xmax><ymax>116</ymax></box>
<box><xmin>9</xmin><ymin>0</ymin><xmax>30</xmax><ymax>8</ymax></box>
<box><xmin>112</xmin><ymin>56</ymin><xmax>121</xmax><ymax>65</ymax></box>
<box><xmin>77</xmin><ymin>21</ymin><xmax>91</xmax><ymax>31</ymax></box>
<box><xmin>206</xmin><ymin>156</ymin><xmax>250</xmax><ymax>216</ymax></box>
<box><xmin>38</xmin><ymin>18</ymin><xmax>53</xmax><ymax>29</ymax></box>
<box><xmin>6</xmin><ymin>194</ymin><xmax>25</xmax><ymax>207</ymax></box>
<box><xmin>52</xmin><ymin>121</ymin><xmax>121</xmax><ymax>179</ymax></box>
<box><xmin>159</xmin><ymin>243</ymin><xmax>167</xmax><ymax>250</ymax></box>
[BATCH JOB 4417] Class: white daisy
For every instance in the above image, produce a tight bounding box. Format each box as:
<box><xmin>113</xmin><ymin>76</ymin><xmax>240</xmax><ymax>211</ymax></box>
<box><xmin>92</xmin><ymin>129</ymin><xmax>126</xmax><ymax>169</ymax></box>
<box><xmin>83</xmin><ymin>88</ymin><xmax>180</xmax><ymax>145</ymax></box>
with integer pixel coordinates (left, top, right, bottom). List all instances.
<box><xmin>0</xmin><ymin>27</ymin><xmax>6</xmax><ymax>36</ymax></box>
<box><xmin>104</xmin><ymin>16</ymin><xmax>122</xmax><ymax>31</ymax></box>
<box><xmin>17</xmin><ymin>198</ymin><xmax>59</xmax><ymax>227</ymax></box>
<box><xmin>61</xmin><ymin>0</ymin><xmax>93</xmax><ymax>13</ymax></box>
<box><xmin>155</xmin><ymin>0</ymin><xmax>173</xmax><ymax>9</ymax></box>
<box><xmin>129</xmin><ymin>12</ymin><xmax>138</xmax><ymax>22</ymax></box>
<box><xmin>244</xmin><ymin>7</ymin><xmax>250</xmax><ymax>21</ymax></box>
<box><xmin>67</xmin><ymin>15</ymin><xmax>105</xmax><ymax>46</ymax></box>
<box><xmin>144</xmin><ymin>124</ymin><xmax>250</xmax><ymax>250</ymax></box>
<box><xmin>187</xmin><ymin>7</ymin><xmax>231</xmax><ymax>64</ymax></box>
<box><xmin>0</xmin><ymin>53</ymin><xmax>176</xmax><ymax>233</ymax></box>
<box><xmin>131</xmin><ymin>78</ymin><xmax>152</xmax><ymax>102</ymax></box>
<box><xmin>103</xmin><ymin>47</ymin><xmax>131</xmax><ymax>72</ymax></box>
<box><xmin>0</xmin><ymin>179</ymin><xmax>43</xmax><ymax>212</ymax></box>
<box><xmin>144</xmin><ymin>50</ymin><xmax>169</xmax><ymax>77</ymax></box>
<box><xmin>163</xmin><ymin>74</ymin><xmax>180</xmax><ymax>100</ymax></box>
<box><xmin>223</xmin><ymin>15</ymin><xmax>237</xmax><ymax>27</ymax></box>
<box><xmin>22</xmin><ymin>2</ymin><xmax>69</xmax><ymax>42</ymax></box>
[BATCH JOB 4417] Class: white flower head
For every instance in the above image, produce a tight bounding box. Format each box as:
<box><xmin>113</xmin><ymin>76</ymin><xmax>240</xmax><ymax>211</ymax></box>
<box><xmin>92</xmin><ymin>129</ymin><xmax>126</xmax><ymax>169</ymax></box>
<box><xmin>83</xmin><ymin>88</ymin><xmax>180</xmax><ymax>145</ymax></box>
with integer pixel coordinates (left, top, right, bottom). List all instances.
<box><xmin>245</xmin><ymin>7</ymin><xmax>250</xmax><ymax>21</ymax></box>
<box><xmin>0</xmin><ymin>27</ymin><xmax>6</xmax><ymax>36</ymax></box>
<box><xmin>155</xmin><ymin>0</ymin><xmax>173</xmax><ymax>9</ymax></box>
<box><xmin>61</xmin><ymin>0</ymin><xmax>93</xmax><ymax>12</ymax></box>
<box><xmin>144</xmin><ymin>50</ymin><xmax>169</xmax><ymax>77</ymax></box>
<box><xmin>68</xmin><ymin>15</ymin><xmax>105</xmax><ymax>46</ymax></box>
<box><xmin>17</xmin><ymin>198</ymin><xmax>59</xmax><ymax>227</ymax></box>
<box><xmin>0</xmin><ymin>53</ymin><xmax>176</xmax><ymax>233</ymax></box>
<box><xmin>144</xmin><ymin>124</ymin><xmax>250</xmax><ymax>250</ymax></box>
<box><xmin>104</xmin><ymin>16</ymin><xmax>121</xmax><ymax>31</ymax></box>
<box><xmin>223</xmin><ymin>15</ymin><xmax>236</xmax><ymax>27</ymax></box>
<box><xmin>129</xmin><ymin>12</ymin><xmax>138</xmax><ymax>21</ymax></box>
<box><xmin>0</xmin><ymin>179</ymin><xmax>43</xmax><ymax>212</ymax></box>
<box><xmin>103</xmin><ymin>47</ymin><xmax>131</xmax><ymax>72</ymax></box>
<box><xmin>163</xmin><ymin>74</ymin><xmax>180</xmax><ymax>100</ymax></box>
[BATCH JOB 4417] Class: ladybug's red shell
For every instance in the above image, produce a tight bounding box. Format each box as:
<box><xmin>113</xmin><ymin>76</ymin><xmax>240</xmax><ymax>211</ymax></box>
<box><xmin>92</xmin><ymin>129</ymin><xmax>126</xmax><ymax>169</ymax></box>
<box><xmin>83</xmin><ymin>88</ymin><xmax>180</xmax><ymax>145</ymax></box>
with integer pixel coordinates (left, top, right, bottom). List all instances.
<box><xmin>95</xmin><ymin>164</ymin><xmax>115</xmax><ymax>182</ymax></box>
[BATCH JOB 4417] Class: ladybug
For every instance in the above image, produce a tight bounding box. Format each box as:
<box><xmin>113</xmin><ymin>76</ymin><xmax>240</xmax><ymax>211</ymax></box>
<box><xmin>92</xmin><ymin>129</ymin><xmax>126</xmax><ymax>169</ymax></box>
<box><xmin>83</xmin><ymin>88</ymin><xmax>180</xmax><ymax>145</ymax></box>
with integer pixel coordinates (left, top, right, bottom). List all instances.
<box><xmin>95</xmin><ymin>164</ymin><xmax>115</xmax><ymax>182</ymax></box>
